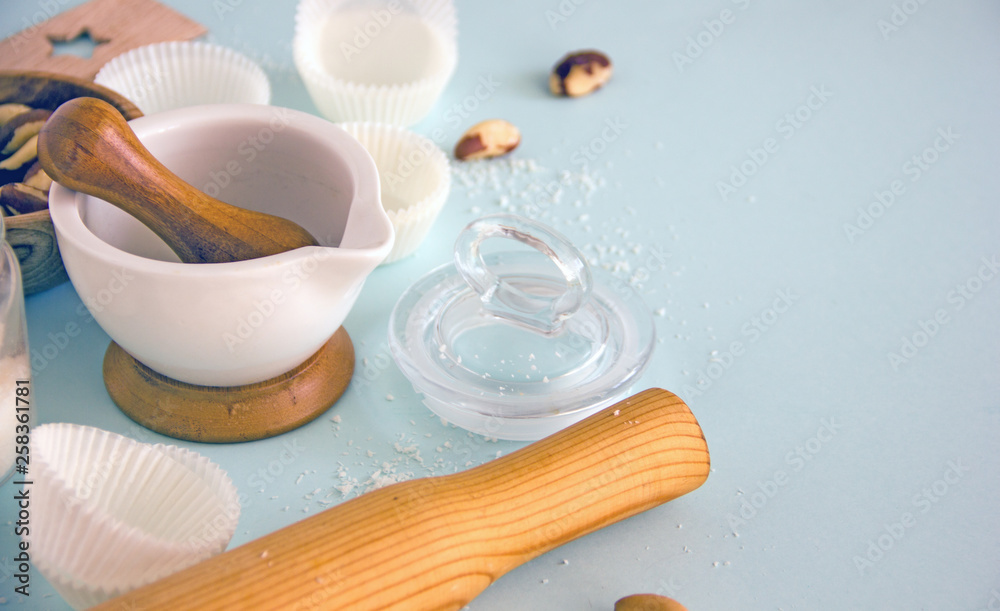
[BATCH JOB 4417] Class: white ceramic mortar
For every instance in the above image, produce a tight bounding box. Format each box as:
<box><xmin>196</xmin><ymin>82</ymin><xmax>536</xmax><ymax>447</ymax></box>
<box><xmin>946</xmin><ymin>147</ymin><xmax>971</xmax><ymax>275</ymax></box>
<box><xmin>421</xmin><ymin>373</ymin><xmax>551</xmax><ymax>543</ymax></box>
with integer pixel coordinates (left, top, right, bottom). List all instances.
<box><xmin>49</xmin><ymin>104</ymin><xmax>393</xmax><ymax>386</ymax></box>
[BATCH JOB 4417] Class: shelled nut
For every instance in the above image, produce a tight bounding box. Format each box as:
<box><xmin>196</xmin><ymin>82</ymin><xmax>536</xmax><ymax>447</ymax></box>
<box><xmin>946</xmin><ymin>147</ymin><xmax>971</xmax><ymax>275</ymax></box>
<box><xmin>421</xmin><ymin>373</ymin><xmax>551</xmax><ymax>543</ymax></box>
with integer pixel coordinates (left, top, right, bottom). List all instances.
<box><xmin>23</xmin><ymin>162</ymin><xmax>53</xmax><ymax>193</ymax></box>
<box><xmin>0</xmin><ymin>182</ymin><xmax>48</xmax><ymax>216</ymax></box>
<box><xmin>549</xmin><ymin>50</ymin><xmax>613</xmax><ymax>98</ymax></box>
<box><xmin>0</xmin><ymin>108</ymin><xmax>50</xmax><ymax>155</ymax></box>
<box><xmin>0</xmin><ymin>103</ymin><xmax>33</xmax><ymax>127</ymax></box>
<box><xmin>614</xmin><ymin>594</ymin><xmax>688</xmax><ymax>611</ymax></box>
<box><xmin>0</xmin><ymin>105</ymin><xmax>50</xmax><ymax>193</ymax></box>
<box><xmin>454</xmin><ymin>119</ymin><xmax>521</xmax><ymax>161</ymax></box>
<box><xmin>0</xmin><ymin>134</ymin><xmax>37</xmax><ymax>171</ymax></box>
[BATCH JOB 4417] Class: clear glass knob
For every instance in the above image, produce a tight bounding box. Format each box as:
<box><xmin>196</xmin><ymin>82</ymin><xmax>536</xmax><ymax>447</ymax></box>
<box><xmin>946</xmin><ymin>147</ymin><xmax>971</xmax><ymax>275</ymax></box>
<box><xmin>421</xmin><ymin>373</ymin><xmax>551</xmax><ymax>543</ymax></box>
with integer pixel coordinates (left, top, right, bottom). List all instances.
<box><xmin>453</xmin><ymin>214</ymin><xmax>593</xmax><ymax>335</ymax></box>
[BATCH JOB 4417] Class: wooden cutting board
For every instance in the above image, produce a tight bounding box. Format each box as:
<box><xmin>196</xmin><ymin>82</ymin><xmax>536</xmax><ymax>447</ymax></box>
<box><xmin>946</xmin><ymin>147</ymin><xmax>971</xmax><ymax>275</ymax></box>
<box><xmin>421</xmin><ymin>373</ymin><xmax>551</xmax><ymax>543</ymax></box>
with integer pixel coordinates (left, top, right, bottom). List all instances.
<box><xmin>0</xmin><ymin>0</ymin><xmax>206</xmax><ymax>80</ymax></box>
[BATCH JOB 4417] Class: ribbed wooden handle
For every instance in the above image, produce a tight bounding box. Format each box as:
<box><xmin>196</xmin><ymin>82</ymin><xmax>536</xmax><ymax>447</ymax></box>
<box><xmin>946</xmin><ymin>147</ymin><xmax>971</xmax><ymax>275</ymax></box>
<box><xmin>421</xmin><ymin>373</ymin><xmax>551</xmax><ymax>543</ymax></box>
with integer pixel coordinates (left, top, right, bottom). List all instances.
<box><xmin>95</xmin><ymin>388</ymin><xmax>710</xmax><ymax>611</ymax></box>
<box><xmin>37</xmin><ymin>97</ymin><xmax>318</xmax><ymax>263</ymax></box>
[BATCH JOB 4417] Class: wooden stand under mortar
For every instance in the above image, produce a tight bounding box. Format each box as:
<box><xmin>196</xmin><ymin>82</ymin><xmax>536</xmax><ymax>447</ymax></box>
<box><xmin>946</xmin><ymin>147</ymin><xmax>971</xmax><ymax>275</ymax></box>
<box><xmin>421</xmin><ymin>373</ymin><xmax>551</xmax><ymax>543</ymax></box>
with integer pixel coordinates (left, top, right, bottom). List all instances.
<box><xmin>103</xmin><ymin>328</ymin><xmax>354</xmax><ymax>443</ymax></box>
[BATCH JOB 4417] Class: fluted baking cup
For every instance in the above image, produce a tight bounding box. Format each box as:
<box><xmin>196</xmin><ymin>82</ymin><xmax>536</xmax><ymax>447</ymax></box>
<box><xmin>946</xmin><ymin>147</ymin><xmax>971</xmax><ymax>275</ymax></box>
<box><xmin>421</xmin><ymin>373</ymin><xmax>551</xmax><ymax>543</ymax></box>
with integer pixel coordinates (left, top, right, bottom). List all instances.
<box><xmin>28</xmin><ymin>424</ymin><xmax>240</xmax><ymax>609</ymax></box>
<box><xmin>294</xmin><ymin>0</ymin><xmax>457</xmax><ymax>126</ymax></box>
<box><xmin>94</xmin><ymin>41</ymin><xmax>271</xmax><ymax>115</ymax></box>
<box><xmin>342</xmin><ymin>122</ymin><xmax>450</xmax><ymax>263</ymax></box>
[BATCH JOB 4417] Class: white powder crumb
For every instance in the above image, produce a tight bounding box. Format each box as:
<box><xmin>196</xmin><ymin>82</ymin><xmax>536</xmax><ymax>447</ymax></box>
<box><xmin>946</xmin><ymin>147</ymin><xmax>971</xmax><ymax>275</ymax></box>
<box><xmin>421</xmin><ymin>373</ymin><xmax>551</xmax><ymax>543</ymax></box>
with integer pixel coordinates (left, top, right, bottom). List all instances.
<box><xmin>613</xmin><ymin>409</ymin><xmax>620</xmax><ymax>416</ymax></box>
<box><xmin>541</xmin><ymin>579</ymin><xmax>549</xmax><ymax>585</ymax></box>
<box><xmin>654</xmin><ymin>307</ymin><xmax>667</xmax><ymax>316</ymax></box>
<box><xmin>366</xmin><ymin>450</ymin><xmax>375</xmax><ymax>458</ymax></box>
<box><xmin>713</xmin><ymin>561</ymin><xmax>719</xmax><ymax>568</ymax></box>
<box><xmin>303</xmin><ymin>507</ymin><xmax>311</xmax><ymax>513</ymax></box>
<box><xmin>295</xmin><ymin>474</ymin><xmax>304</xmax><ymax>485</ymax></box>
<box><xmin>543</xmin><ymin>376</ymin><xmax>550</xmax><ymax>383</ymax></box>
<box><xmin>260</xmin><ymin>550</ymin><xmax>269</xmax><ymax>559</ymax></box>
<box><xmin>331</xmin><ymin>415</ymin><xmax>342</xmax><ymax>423</ymax></box>
<box><xmin>335</xmin><ymin>482</ymin><xmax>356</xmax><ymax>496</ymax></box>
<box><xmin>386</xmin><ymin>393</ymin><xmax>395</xmax><ymax>401</ymax></box>
<box><xmin>282</xmin><ymin>506</ymin><xmax>290</xmax><ymax>512</ymax></box>
<box><xmin>560</xmin><ymin>559</ymin><xmax>569</xmax><ymax>565</ymax></box>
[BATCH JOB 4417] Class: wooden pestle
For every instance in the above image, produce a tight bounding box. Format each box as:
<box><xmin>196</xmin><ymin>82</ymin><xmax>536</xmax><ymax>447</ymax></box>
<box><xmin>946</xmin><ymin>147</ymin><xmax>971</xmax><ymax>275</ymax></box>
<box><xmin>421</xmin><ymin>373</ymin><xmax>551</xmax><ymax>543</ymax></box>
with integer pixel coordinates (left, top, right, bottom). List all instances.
<box><xmin>93</xmin><ymin>388</ymin><xmax>710</xmax><ymax>611</ymax></box>
<box><xmin>37</xmin><ymin>97</ymin><xmax>319</xmax><ymax>263</ymax></box>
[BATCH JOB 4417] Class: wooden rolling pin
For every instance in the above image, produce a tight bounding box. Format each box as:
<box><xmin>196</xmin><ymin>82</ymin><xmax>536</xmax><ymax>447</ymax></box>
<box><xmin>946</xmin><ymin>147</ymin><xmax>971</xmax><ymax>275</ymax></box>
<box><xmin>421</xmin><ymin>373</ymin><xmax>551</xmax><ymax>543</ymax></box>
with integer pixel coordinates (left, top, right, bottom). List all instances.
<box><xmin>37</xmin><ymin>97</ymin><xmax>319</xmax><ymax>263</ymax></box>
<box><xmin>95</xmin><ymin>388</ymin><xmax>709</xmax><ymax>610</ymax></box>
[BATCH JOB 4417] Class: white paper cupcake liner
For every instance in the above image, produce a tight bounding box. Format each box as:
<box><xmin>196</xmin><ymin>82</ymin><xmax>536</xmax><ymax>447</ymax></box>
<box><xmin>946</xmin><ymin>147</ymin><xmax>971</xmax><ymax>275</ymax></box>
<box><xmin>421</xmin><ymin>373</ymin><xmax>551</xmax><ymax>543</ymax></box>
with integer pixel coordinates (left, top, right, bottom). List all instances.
<box><xmin>28</xmin><ymin>424</ymin><xmax>240</xmax><ymax>609</ymax></box>
<box><xmin>342</xmin><ymin>122</ymin><xmax>450</xmax><ymax>263</ymax></box>
<box><xmin>94</xmin><ymin>41</ymin><xmax>271</xmax><ymax>115</ymax></box>
<box><xmin>294</xmin><ymin>0</ymin><xmax>457</xmax><ymax>126</ymax></box>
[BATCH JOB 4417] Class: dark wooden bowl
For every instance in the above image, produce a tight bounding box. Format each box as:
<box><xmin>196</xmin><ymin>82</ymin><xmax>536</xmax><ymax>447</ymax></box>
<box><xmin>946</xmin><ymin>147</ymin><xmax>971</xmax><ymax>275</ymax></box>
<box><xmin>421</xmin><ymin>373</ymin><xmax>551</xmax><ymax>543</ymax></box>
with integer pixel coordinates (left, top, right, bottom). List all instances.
<box><xmin>0</xmin><ymin>70</ymin><xmax>142</xmax><ymax>295</ymax></box>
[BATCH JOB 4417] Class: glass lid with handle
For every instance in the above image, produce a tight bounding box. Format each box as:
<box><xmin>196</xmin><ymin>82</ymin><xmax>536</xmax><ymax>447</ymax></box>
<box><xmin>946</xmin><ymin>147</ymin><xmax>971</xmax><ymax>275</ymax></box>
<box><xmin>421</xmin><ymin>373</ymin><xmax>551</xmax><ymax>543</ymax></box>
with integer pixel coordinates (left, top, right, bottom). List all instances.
<box><xmin>389</xmin><ymin>214</ymin><xmax>656</xmax><ymax>441</ymax></box>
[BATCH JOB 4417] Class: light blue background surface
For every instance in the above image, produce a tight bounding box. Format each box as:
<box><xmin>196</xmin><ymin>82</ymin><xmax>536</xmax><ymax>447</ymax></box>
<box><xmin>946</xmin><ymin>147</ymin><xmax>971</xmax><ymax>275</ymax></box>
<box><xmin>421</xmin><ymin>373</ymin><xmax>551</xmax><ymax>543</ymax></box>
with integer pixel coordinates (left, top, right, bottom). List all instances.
<box><xmin>2</xmin><ymin>1</ymin><xmax>999</xmax><ymax>609</ymax></box>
